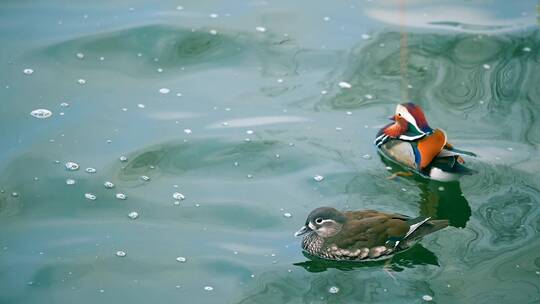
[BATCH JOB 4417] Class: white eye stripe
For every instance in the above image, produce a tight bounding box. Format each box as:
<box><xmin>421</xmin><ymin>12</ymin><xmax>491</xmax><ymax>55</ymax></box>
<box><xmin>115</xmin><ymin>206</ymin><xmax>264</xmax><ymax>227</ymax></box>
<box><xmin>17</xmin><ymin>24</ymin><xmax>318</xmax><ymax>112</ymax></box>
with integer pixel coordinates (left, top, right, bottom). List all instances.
<box><xmin>396</xmin><ymin>104</ymin><xmax>421</xmax><ymax>132</ymax></box>
<box><xmin>312</xmin><ymin>219</ymin><xmax>335</xmax><ymax>225</ymax></box>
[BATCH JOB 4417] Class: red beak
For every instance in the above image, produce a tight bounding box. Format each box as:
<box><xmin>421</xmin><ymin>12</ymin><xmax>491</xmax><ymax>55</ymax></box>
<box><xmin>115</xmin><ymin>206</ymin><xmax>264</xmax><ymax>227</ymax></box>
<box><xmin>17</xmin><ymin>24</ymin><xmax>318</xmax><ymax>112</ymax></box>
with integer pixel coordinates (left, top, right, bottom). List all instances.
<box><xmin>389</xmin><ymin>115</ymin><xmax>397</xmax><ymax>121</ymax></box>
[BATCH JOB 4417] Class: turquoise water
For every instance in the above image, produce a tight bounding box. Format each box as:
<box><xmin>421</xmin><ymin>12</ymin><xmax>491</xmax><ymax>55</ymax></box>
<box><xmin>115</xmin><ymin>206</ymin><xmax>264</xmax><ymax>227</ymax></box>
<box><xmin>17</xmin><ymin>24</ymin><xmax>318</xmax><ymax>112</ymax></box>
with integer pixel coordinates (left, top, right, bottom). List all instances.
<box><xmin>1</xmin><ymin>0</ymin><xmax>540</xmax><ymax>303</ymax></box>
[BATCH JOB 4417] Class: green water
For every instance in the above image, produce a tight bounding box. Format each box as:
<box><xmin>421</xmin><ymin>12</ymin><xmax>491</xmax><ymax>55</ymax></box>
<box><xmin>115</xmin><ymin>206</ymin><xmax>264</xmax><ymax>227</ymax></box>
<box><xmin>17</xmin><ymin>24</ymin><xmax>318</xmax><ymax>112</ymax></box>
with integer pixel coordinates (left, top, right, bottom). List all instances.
<box><xmin>1</xmin><ymin>0</ymin><xmax>540</xmax><ymax>303</ymax></box>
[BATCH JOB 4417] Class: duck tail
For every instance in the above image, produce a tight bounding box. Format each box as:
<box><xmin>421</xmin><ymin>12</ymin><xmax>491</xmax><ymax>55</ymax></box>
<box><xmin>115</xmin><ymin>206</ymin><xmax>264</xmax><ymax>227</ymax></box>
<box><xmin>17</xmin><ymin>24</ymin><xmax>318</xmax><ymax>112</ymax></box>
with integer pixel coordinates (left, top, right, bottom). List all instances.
<box><xmin>453</xmin><ymin>162</ymin><xmax>477</xmax><ymax>175</ymax></box>
<box><xmin>388</xmin><ymin>217</ymin><xmax>449</xmax><ymax>250</ymax></box>
<box><xmin>407</xmin><ymin>218</ymin><xmax>449</xmax><ymax>242</ymax></box>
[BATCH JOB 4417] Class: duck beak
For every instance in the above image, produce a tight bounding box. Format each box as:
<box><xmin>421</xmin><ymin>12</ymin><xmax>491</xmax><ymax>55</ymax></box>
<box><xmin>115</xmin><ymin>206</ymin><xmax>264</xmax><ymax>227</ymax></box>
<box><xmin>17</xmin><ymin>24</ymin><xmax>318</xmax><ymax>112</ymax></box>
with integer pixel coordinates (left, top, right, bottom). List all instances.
<box><xmin>389</xmin><ymin>115</ymin><xmax>397</xmax><ymax>121</ymax></box>
<box><xmin>294</xmin><ymin>225</ymin><xmax>311</xmax><ymax>237</ymax></box>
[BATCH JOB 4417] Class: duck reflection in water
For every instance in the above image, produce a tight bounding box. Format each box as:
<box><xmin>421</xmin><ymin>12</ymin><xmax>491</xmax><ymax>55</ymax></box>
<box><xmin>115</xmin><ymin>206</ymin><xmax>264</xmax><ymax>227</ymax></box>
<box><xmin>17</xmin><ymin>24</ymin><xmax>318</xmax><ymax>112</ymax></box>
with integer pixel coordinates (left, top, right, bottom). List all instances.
<box><xmin>380</xmin><ymin>155</ymin><xmax>472</xmax><ymax>229</ymax></box>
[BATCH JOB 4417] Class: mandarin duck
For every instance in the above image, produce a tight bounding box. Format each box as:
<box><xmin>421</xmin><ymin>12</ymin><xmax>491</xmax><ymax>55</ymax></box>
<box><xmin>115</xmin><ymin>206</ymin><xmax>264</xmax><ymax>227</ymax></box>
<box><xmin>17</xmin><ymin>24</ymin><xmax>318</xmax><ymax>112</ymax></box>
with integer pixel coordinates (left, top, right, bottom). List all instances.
<box><xmin>374</xmin><ymin>103</ymin><xmax>476</xmax><ymax>181</ymax></box>
<box><xmin>295</xmin><ymin>207</ymin><xmax>448</xmax><ymax>261</ymax></box>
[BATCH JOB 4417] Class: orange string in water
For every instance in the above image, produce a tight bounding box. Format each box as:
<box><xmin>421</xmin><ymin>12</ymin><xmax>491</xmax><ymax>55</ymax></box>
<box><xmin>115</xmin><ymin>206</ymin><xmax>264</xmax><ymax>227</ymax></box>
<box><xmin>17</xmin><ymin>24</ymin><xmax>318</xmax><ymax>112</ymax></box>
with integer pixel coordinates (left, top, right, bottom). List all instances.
<box><xmin>399</xmin><ymin>0</ymin><xmax>409</xmax><ymax>103</ymax></box>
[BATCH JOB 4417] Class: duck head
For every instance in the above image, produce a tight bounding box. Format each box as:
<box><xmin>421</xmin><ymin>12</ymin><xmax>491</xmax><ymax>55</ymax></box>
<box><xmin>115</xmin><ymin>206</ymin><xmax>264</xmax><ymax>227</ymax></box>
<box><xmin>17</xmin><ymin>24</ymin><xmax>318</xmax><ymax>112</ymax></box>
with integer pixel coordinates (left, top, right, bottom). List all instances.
<box><xmin>383</xmin><ymin>103</ymin><xmax>434</xmax><ymax>138</ymax></box>
<box><xmin>294</xmin><ymin>207</ymin><xmax>346</xmax><ymax>238</ymax></box>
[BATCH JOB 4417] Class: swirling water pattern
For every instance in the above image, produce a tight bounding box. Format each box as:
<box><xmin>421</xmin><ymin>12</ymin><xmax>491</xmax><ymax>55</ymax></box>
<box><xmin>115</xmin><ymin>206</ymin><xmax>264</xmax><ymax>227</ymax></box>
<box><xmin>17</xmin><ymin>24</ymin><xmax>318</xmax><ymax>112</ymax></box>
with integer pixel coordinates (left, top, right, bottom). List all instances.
<box><xmin>1</xmin><ymin>0</ymin><xmax>540</xmax><ymax>303</ymax></box>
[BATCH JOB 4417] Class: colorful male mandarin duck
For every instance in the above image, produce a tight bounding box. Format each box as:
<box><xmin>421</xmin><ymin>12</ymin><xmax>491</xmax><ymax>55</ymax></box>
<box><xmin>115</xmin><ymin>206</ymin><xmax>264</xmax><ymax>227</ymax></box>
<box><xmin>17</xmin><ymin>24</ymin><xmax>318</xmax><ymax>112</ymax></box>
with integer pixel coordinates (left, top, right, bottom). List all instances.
<box><xmin>295</xmin><ymin>207</ymin><xmax>448</xmax><ymax>261</ymax></box>
<box><xmin>374</xmin><ymin>103</ymin><xmax>476</xmax><ymax>182</ymax></box>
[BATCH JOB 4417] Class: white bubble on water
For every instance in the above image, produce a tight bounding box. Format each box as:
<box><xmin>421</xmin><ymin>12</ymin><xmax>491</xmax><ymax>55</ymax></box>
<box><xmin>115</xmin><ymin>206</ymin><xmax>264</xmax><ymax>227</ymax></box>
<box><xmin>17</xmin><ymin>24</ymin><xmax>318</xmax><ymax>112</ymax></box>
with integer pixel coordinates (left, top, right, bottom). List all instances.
<box><xmin>338</xmin><ymin>81</ymin><xmax>351</xmax><ymax>89</ymax></box>
<box><xmin>30</xmin><ymin>109</ymin><xmax>52</xmax><ymax>119</ymax></box>
<box><xmin>210</xmin><ymin>13</ymin><xmax>219</xmax><ymax>18</ymax></box>
<box><xmin>119</xmin><ymin>155</ymin><xmax>128</xmax><ymax>162</ymax></box>
<box><xmin>85</xmin><ymin>167</ymin><xmax>96</xmax><ymax>173</ymax></box>
<box><xmin>255</xmin><ymin>26</ymin><xmax>266</xmax><ymax>32</ymax></box>
<box><xmin>76</xmin><ymin>52</ymin><xmax>85</xmax><ymax>59</ymax></box>
<box><xmin>523</xmin><ymin>47</ymin><xmax>531</xmax><ymax>52</ymax></box>
<box><xmin>115</xmin><ymin>250</ymin><xmax>126</xmax><ymax>257</ymax></box>
<box><xmin>361</xmin><ymin>34</ymin><xmax>371</xmax><ymax>40</ymax></box>
<box><xmin>422</xmin><ymin>295</ymin><xmax>433</xmax><ymax>301</ymax></box>
<box><xmin>137</xmin><ymin>104</ymin><xmax>145</xmax><ymax>109</ymax></box>
<box><xmin>173</xmin><ymin>192</ymin><xmax>185</xmax><ymax>200</ymax></box>
<box><xmin>23</xmin><ymin>68</ymin><xmax>34</xmax><ymax>75</ymax></box>
<box><xmin>65</xmin><ymin>161</ymin><xmax>79</xmax><ymax>171</ymax></box>
<box><xmin>116</xmin><ymin>193</ymin><xmax>127</xmax><ymax>200</ymax></box>
<box><xmin>176</xmin><ymin>5</ymin><xmax>183</xmax><ymax>10</ymax></box>
<box><xmin>184</xmin><ymin>129</ymin><xmax>192</xmax><ymax>134</ymax></box>
<box><xmin>204</xmin><ymin>286</ymin><xmax>214</xmax><ymax>291</ymax></box>
<box><xmin>128</xmin><ymin>211</ymin><xmax>139</xmax><ymax>220</ymax></box>
<box><xmin>140</xmin><ymin>175</ymin><xmax>150</xmax><ymax>181</ymax></box>
<box><xmin>176</xmin><ymin>256</ymin><xmax>187</xmax><ymax>263</ymax></box>
<box><xmin>159</xmin><ymin>88</ymin><xmax>170</xmax><ymax>94</ymax></box>
<box><xmin>84</xmin><ymin>193</ymin><xmax>96</xmax><ymax>200</ymax></box>
<box><xmin>60</xmin><ymin>102</ymin><xmax>69</xmax><ymax>107</ymax></box>
<box><xmin>329</xmin><ymin>286</ymin><xmax>339</xmax><ymax>294</ymax></box>
<box><xmin>209</xmin><ymin>29</ymin><xmax>218</xmax><ymax>35</ymax></box>
<box><xmin>323</xmin><ymin>16</ymin><xmax>330</xmax><ymax>21</ymax></box>
<box><xmin>313</xmin><ymin>175</ymin><xmax>324</xmax><ymax>182</ymax></box>
<box><xmin>66</xmin><ymin>179</ymin><xmax>76</xmax><ymax>185</ymax></box>
<box><xmin>283</xmin><ymin>212</ymin><xmax>292</xmax><ymax>218</ymax></box>
<box><xmin>483</xmin><ymin>64</ymin><xmax>491</xmax><ymax>70</ymax></box>
<box><xmin>104</xmin><ymin>181</ymin><xmax>115</xmax><ymax>189</ymax></box>
<box><xmin>77</xmin><ymin>79</ymin><xmax>86</xmax><ymax>85</ymax></box>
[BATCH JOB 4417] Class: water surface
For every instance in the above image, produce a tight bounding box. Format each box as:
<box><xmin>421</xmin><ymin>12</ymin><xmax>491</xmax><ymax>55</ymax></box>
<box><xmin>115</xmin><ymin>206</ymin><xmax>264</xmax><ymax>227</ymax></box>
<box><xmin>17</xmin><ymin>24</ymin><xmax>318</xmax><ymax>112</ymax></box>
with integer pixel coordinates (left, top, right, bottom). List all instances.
<box><xmin>1</xmin><ymin>0</ymin><xmax>540</xmax><ymax>303</ymax></box>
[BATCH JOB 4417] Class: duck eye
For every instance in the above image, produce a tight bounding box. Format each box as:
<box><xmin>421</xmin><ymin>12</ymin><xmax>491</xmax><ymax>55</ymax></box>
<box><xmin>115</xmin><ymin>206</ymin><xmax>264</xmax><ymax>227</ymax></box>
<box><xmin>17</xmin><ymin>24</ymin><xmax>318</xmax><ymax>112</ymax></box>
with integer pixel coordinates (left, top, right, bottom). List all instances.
<box><xmin>315</xmin><ymin>218</ymin><xmax>323</xmax><ymax>224</ymax></box>
<box><xmin>397</xmin><ymin>113</ymin><xmax>402</xmax><ymax>117</ymax></box>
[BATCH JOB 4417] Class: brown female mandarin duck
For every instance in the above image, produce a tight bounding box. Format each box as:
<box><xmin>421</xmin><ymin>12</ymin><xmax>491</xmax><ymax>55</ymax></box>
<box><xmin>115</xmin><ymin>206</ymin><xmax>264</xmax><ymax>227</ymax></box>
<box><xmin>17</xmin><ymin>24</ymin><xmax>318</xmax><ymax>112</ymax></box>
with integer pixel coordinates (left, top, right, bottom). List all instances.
<box><xmin>374</xmin><ymin>103</ymin><xmax>476</xmax><ymax>181</ymax></box>
<box><xmin>295</xmin><ymin>207</ymin><xmax>448</xmax><ymax>261</ymax></box>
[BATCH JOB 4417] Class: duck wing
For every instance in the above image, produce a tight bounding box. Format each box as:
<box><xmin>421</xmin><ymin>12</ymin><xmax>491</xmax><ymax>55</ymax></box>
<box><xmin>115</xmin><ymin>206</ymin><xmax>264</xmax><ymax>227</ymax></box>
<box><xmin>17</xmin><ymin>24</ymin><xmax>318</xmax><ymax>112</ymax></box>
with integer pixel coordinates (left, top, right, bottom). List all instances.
<box><xmin>332</xmin><ymin>211</ymin><xmax>448</xmax><ymax>251</ymax></box>
<box><xmin>444</xmin><ymin>143</ymin><xmax>477</xmax><ymax>157</ymax></box>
